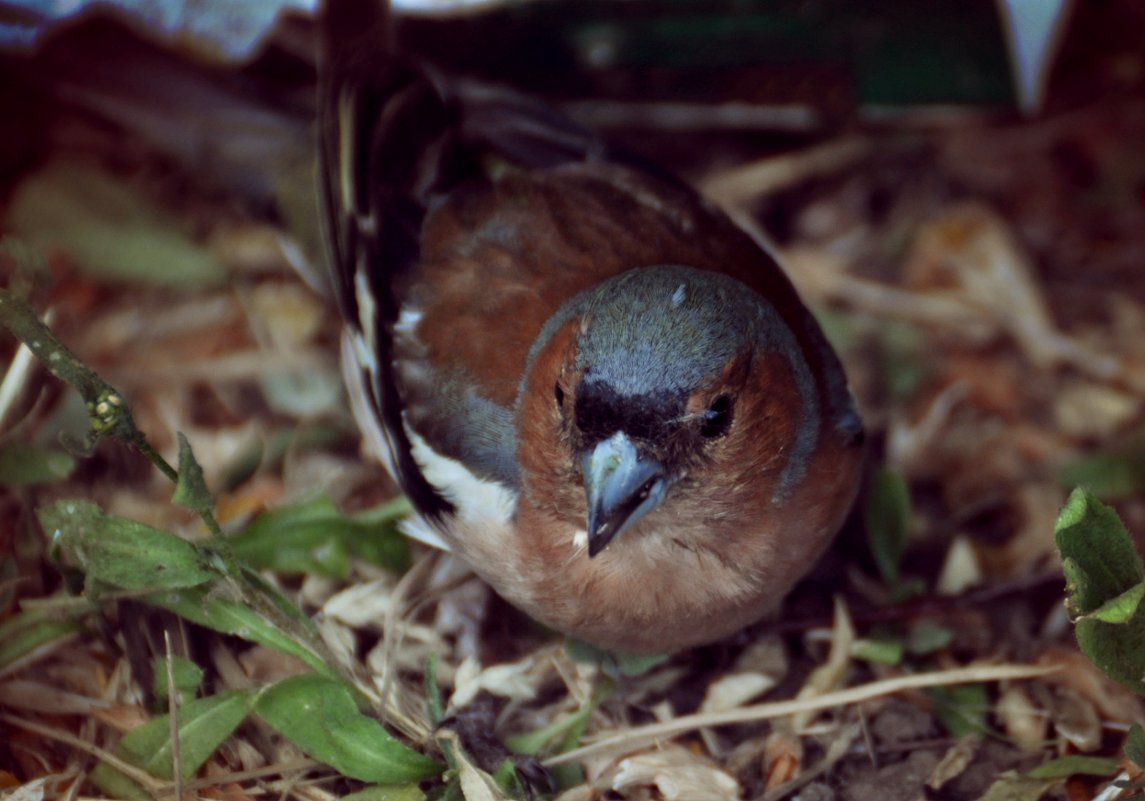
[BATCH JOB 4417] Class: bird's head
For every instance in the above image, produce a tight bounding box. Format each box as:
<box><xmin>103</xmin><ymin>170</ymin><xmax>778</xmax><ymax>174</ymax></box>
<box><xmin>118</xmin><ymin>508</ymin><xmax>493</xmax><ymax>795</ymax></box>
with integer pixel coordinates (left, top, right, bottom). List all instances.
<box><xmin>517</xmin><ymin>264</ymin><xmax>825</xmax><ymax>557</ymax></box>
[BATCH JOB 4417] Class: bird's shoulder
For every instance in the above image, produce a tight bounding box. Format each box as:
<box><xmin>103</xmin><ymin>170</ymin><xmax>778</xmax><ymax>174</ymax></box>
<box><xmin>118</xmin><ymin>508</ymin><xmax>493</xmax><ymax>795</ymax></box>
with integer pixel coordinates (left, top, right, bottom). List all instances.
<box><xmin>396</xmin><ymin>159</ymin><xmax>788</xmax><ymax>405</ymax></box>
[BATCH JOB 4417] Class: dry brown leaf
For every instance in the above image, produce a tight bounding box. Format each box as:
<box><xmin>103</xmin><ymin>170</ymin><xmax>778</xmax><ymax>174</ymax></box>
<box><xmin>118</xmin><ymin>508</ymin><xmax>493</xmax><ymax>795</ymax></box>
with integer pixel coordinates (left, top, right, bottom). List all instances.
<box><xmin>926</xmin><ymin>735</ymin><xmax>980</xmax><ymax>791</ymax></box>
<box><xmin>981</xmin><ymin>482</ymin><xmax>1065</xmax><ymax>578</ymax></box>
<box><xmin>731</xmin><ymin>637</ymin><xmax>789</xmax><ymax>681</ymax></box>
<box><xmin>91</xmin><ymin>701</ymin><xmax>151</xmax><ymax>734</ymax></box>
<box><xmin>996</xmin><ymin>685</ymin><xmax>1048</xmax><ymax>753</ymax></box>
<box><xmin>763</xmin><ymin>730</ymin><xmax>804</xmax><ymax>790</ymax></box>
<box><xmin>2</xmin><ymin>774</ymin><xmax>75</xmax><ymax>801</ymax></box>
<box><xmin>0</xmin><ymin>681</ymin><xmax>112</xmax><ymax>716</ymax></box>
<box><xmin>793</xmin><ymin>597</ymin><xmax>855</xmax><ymax>732</ymax></box>
<box><xmin>608</xmin><ymin>745</ymin><xmax>741</xmax><ymax>801</ymax></box>
<box><xmin>1053</xmin><ymin>379</ymin><xmax>1142</xmax><ymax>439</ymax></box>
<box><xmin>1049</xmin><ymin>686</ymin><xmax>1103</xmax><ymax>753</ymax></box>
<box><xmin>699</xmin><ymin>672</ymin><xmax>778</xmax><ymax>715</ymax></box>
<box><xmin>902</xmin><ymin>203</ymin><xmax>1125</xmax><ymax>383</ymax></box>
<box><xmin>436</xmin><ymin>730</ymin><xmax>507</xmax><ymax>801</ymax></box>
<box><xmin>323</xmin><ymin>578</ymin><xmax>398</xmax><ymax>628</ymax></box>
<box><xmin>938</xmin><ymin>351</ymin><xmax>1028</xmax><ymax>420</ymax></box>
<box><xmin>886</xmin><ymin>381</ymin><xmax>970</xmax><ymax>478</ymax></box>
<box><xmin>553</xmin><ymin>786</ymin><xmax>596</xmax><ymax>801</ymax></box>
<box><xmin>700</xmin><ymin>138</ymin><xmax>874</xmax><ymax>207</ymax></box>
<box><xmin>209</xmin><ymin>221</ymin><xmax>297</xmax><ymax>275</ymax></box>
<box><xmin>1038</xmin><ymin>649</ymin><xmax>1145</xmax><ymax>723</ymax></box>
<box><xmin>935</xmin><ymin>535</ymin><xmax>984</xmax><ymax>597</ymax></box>
<box><xmin>450</xmin><ymin>654</ymin><xmax>545</xmax><ymax>709</ymax></box>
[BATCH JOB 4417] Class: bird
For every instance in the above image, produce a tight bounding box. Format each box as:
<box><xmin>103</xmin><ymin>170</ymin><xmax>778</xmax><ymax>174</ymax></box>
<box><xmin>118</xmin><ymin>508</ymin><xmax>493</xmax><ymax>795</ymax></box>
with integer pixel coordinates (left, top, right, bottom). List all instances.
<box><xmin>317</xmin><ymin>0</ymin><xmax>865</xmax><ymax>654</ymax></box>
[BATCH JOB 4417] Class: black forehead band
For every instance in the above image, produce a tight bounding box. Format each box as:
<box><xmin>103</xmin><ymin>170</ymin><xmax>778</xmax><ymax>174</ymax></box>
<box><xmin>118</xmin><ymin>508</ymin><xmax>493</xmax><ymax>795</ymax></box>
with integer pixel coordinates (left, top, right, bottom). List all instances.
<box><xmin>574</xmin><ymin>380</ymin><xmax>684</xmax><ymax>443</ymax></box>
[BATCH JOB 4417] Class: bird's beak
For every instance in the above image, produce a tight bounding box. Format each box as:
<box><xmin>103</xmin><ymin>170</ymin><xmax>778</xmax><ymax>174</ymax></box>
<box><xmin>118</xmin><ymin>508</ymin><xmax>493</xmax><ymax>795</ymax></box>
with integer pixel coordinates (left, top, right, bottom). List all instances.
<box><xmin>581</xmin><ymin>431</ymin><xmax>669</xmax><ymax>557</ymax></box>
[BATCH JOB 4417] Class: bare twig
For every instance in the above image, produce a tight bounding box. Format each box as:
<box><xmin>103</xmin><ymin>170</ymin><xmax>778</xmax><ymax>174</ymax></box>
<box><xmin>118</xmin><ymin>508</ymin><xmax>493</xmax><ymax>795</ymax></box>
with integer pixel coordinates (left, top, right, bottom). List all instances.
<box><xmin>545</xmin><ymin>662</ymin><xmax>1058</xmax><ymax>767</ymax></box>
<box><xmin>0</xmin><ymin>712</ymin><xmax>165</xmax><ymax>794</ymax></box>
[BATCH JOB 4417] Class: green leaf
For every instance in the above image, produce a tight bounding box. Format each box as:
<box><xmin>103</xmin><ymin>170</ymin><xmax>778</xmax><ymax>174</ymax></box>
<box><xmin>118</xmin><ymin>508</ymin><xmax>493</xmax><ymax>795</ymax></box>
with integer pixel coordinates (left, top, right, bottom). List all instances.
<box><xmin>877</xmin><ymin>320</ymin><xmax>928</xmax><ymax>402</ymax></box>
<box><xmin>888</xmin><ymin>576</ymin><xmax>928</xmax><ymax>604</ymax></box>
<box><xmin>91</xmin><ymin>691</ymin><xmax>252</xmax><ymax>799</ymax></box>
<box><xmin>566</xmin><ymin>639</ymin><xmax>668</xmax><ymax>678</ymax></box>
<box><xmin>349</xmin><ymin>497</ymin><xmax>415</xmax><ymax>571</ymax></box>
<box><xmin>171</xmin><ymin>433</ymin><xmax>214</xmax><ymax>515</ymax></box>
<box><xmin>1024</xmin><ymin>755</ymin><xmax>1119</xmax><ymax>779</ymax></box>
<box><xmin>87</xmin><ymin>768</ymin><xmax>149</xmax><ymax>801</ymax></box>
<box><xmin>1061</xmin><ymin>440</ymin><xmax>1145</xmax><ymax>501</ymax></box>
<box><xmin>425</xmin><ymin>653</ymin><xmax>445</xmax><ymax>727</ymax></box>
<box><xmin>0</xmin><ymin>558</ymin><xmax>16</xmax><ymax>611</ymax></box>
<box><xmin>43</xmin><ymin>498</ymin><xmax>344</xmax><ymax>687</ymax></box>
<box><xmin>261</xmin><ymin>368</ymin><xmax>343</xmax><ymax>418</ymax></box>
<box><xmin>611</xmin><ymin>651</ymin><xmax>670</xmax><ymax>677</ymax></box>
<box><xmin>0</xmin><ymin>602</ymin><xmax>88</xmax><ymax>672</ymax></box>
<box><xmin>507</xmin><ymin>695</ymin><xmax>595</xmax><ymax>757</ymax></box>
<box><xmin>852</xmin><ymin>637</ymin><xmax>904</xmax><ymax>665</ymax></box>
<box><xmin>1075</xmin><ymin>609</ymin><xmax>1145</xmax><ymax>697</ymax></box>
<box><xmin>905</xmin><ymin>620</ymin><xmax>954</xmax><ymax>655</ymax></box>
<box><xmin>1054</xmin><ymin>489</ymin><xmax>1145</xmax><ymax>695</ymax></box>
<box><xmin>255</xmin><ymin>674</ymin><xmax>441</xmax><ymax>783</ymax></box>
<box><xmin>87</xmin><ymin>764</ymin><xmax>151</xmax><ymax>801</ymax></box>
<box><xmin>927</xmin><ymin>683</ymin><xmax>989</xmax><ymax>739</ymax></box>
<box><xmin>1055</xmin><ymin>488</ymin><xmax>1144</xmax><ymax>615</ymax></box>
<box><xmin>40</xmin><ymin>500</ymin><xmax>214</xmax><ymax>591</ymax></box>
<box><xmin>865</xmin><ymin>468</ymin><xmax>911</xmax><ymax>585</ymax></box>
<box><xmin>493</xmin><ymin>755</ymin><xmax>544</xmax><ymax>798</ymax></box>
<box><xmin>551</xmin><ymin>680</ymin><xmax>612</xmax><ymax>789</ymax></box>
<box><xmin>1061</xmin><ymin>557</ymin><xmax>1086</xmax><ymax>610</ymax></box>
<box><xmin>972</xmin><ymin>772</ymin><xmax>1060</xmax><ymax>801</ymax></box>
<box><xmin>341</xmin><ymin>786</ymin><xmax>426</xmax><ymax>801</ymax></box>
<box><xmin>129</xmin><ymin>691</ymin><xmax>251</xmax><ymax>777</ymax></box>
<box><xmin>5</xmin><ymin>159</ymin><xmax>226</xmax><ymax>289</ymax></box>
<box><xmin>150</xmin><ymin>583</ymin><xmax>336</xmax><ymax>681</ymax></box>
<box><xmin>1092</xmin><ymin>583</ymin><xmax>1145</xmax><ymax>624</ymax></box>
<box><xmin>230</xmin><ymin>496</ymin><xmax>350</xmax><ymax>578</ymax></box>
<box><xmin>506</xmin><ymin>677</ymin><xmax>609</xmax><ymax>790</ymax></box>
<box><xmin>229</xmin><ymin>495</ymin><xmax>411</xmax><ymax>578</ymax></box>
<box><xmin>1126</xmin><ymin>723</ymin><xmax>1145</xmax><ymax>769</ymax></box>
<box><xmin>153</xmin><ymin>656</ymin><xmax>204</xmax><ymax>704</ymax></box>
<box><xmin>439</xmin><ymin>777</ymin><xmax>466</xmax><ymax>801</ymax></box>
<box><xmin>0</xmin><ymin>441</ymin><xmax>75</xmax><ymax>485</ymax></box>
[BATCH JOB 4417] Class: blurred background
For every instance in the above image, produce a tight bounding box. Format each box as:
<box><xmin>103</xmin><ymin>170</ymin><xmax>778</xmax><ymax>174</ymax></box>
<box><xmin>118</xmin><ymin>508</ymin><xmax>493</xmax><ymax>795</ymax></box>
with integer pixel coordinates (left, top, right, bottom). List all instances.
<box><xmin>1</xmin><ymin>1</ymin><xmax>1145</xmax><ymax>799</ymax></box>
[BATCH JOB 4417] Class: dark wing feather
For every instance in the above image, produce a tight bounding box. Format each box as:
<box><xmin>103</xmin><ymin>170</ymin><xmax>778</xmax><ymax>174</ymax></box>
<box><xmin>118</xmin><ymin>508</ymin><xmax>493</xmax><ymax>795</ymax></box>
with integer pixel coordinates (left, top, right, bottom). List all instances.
<box><xmin>318</xmin><ymin>0</ymin><xmax>614</xmax><ymax>520</ymax></box>
<box><xmin>319</xmin><ymin>0</ymin><xmax>454</xmax><ymax>519</ymax></box>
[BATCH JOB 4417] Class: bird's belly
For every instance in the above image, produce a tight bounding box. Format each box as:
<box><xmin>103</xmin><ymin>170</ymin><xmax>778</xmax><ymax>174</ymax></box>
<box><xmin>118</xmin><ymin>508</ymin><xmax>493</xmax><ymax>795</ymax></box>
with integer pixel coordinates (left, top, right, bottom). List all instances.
<box><xmin>524</xmin><ymin>553</ymin><xmax>769</xmax><ymax>653</ymax></box>
<box><xmin>451</xmin><ymin>516</ymin><xmax>778</xmax><ymax>653</ymax></box>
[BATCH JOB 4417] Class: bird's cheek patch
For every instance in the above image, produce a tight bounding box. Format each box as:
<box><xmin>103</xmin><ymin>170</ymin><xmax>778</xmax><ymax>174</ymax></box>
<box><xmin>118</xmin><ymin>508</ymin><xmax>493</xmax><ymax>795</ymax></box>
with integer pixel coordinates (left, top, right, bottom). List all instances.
<box><xmin>727</xmin><ymin>352</ymin><xmax>804</xmax><ymax>470</ymax></box>
<box><xmin>518</xmin><ymin>318</ymin><xmax>581</xmax><ymax>484</ymax></box>
<box><xmin>556</xmin><ymin>359</ymin><xmax>582</xmax><ymax>418</ymax></box>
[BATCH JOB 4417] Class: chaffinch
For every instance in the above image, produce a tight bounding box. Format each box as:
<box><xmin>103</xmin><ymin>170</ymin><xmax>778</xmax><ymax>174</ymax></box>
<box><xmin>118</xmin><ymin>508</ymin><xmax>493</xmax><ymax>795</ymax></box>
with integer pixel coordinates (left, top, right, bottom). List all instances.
<box><xmin>318</xmin><ymin>0</ymin><xmax>864</xmax><ymax>653</ymax></box>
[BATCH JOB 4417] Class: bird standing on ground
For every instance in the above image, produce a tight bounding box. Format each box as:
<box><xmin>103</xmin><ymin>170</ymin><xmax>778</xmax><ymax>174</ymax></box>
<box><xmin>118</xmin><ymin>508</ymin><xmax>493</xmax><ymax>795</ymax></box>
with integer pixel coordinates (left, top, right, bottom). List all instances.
<box><xmin>318</xmin><ymin>0</ymin><xmax>864</xmax><ymax>653</ymax></box>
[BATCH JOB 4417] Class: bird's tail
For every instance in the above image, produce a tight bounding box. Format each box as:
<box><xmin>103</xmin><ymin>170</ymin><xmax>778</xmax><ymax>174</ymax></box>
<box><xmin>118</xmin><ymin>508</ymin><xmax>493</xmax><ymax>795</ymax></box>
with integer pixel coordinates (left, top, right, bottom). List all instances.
<box><xmin>317</xmin><ymin>0</ymin><xmax>451</xmax><ymax>327</ymax></box>
<box><xmin>318</xmin><ymin>0</ymin><xmax>460</xmax><ymax>520</ymax></box>
<box><xmin>317</xmin><ymin>0</ymin><xmax>609</xmax><ymax>521</ymax></box>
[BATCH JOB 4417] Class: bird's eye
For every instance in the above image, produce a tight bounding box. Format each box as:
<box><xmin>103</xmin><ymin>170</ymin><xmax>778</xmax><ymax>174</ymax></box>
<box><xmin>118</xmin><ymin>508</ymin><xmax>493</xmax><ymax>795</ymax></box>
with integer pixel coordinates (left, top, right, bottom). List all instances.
<box><xmin>700</xmin><ymin>395</ymin><xmax>734</xmax><ymax>439</ymax></box>
<box><xmin>554</xmin><ymin>382</ymin><xmax>566</xmax><ymax>409</ymax></box>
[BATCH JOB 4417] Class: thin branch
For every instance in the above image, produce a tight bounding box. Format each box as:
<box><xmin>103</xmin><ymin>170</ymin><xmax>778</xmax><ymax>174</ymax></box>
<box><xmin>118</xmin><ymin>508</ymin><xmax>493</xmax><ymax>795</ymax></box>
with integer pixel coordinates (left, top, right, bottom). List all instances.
<box><xmin>0</xmin><ymin>285</ymin><xmax>229</xmax><ymax>537</ymax></box>
<box><xmin>0</xmin><ymin>712</ymin><xmax>165</xmax><ymax>794</ymax></box>
<box><xmin>545</xmin><ymin>662</ymin><xmax>1058</xmax><ymax>767</ymax></box>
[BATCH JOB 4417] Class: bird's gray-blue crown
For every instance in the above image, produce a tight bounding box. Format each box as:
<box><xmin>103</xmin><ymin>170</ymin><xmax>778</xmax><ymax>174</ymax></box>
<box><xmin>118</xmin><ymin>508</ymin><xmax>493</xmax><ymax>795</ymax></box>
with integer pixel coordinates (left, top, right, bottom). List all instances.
<box><xmin>575</xmin><ymin>265</ymin><xmax>771</xmax><ymax>402</ymax></box>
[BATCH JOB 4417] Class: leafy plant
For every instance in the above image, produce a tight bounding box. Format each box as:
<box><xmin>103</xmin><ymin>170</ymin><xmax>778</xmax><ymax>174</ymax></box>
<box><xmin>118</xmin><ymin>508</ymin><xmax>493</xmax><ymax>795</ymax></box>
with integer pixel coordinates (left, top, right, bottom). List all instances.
<box><xmin>0</xmin><ymin>261</ymin><xmax>442</xmax><ymax>791</ymax></box>
<box><xmin>864</xmin><ymin>468</ymin><xmax>927</xmax><ymax>602</ymax></box>
<box><xmin>1054</xmin><ymin>488</ymin><xmax>1145</xmax><ymax>695</ymax></box>
<box><xmin>1054</xmin><ymin>488</ymin><xmax>1145</xmax><ymax>785</ymax></box>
